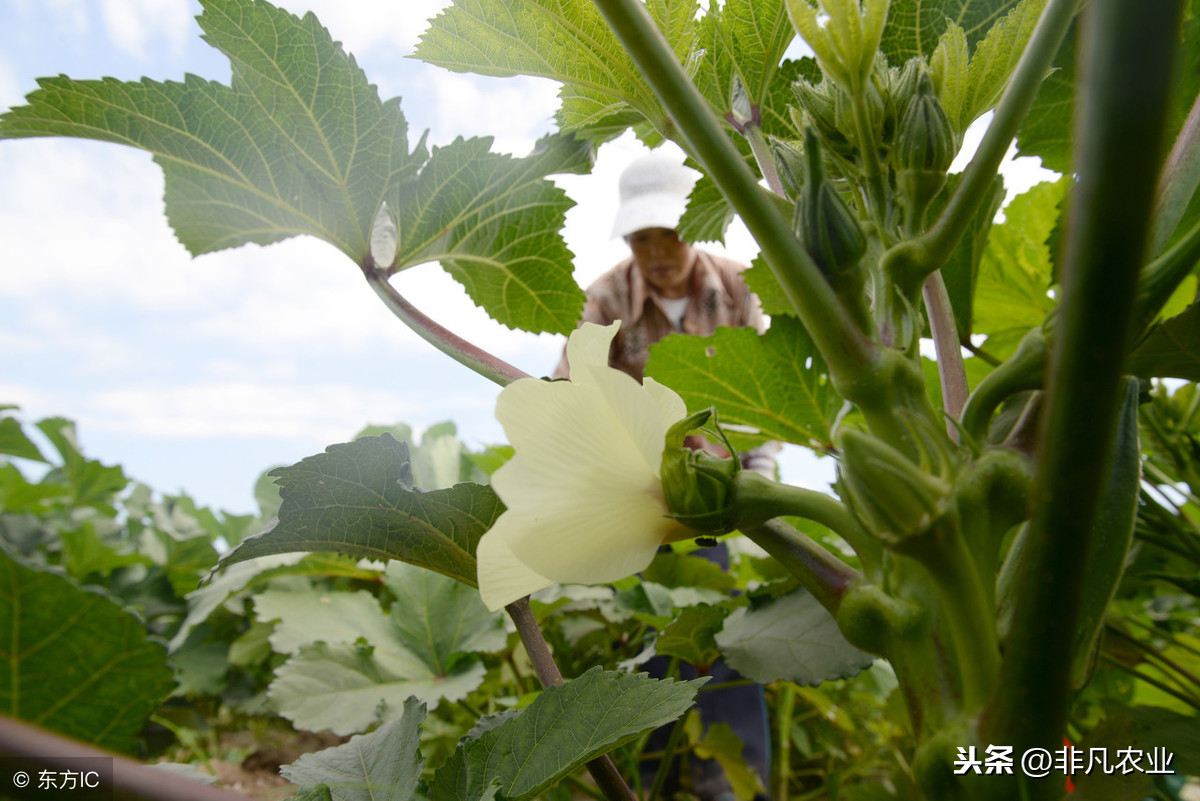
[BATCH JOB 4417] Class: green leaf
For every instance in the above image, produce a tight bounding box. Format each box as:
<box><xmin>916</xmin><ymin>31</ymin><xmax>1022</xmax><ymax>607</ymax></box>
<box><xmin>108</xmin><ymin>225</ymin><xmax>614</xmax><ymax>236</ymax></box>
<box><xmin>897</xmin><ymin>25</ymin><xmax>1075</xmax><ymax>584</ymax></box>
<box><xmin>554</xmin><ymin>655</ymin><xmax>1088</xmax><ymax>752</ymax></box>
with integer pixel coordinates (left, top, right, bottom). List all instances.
<box><xmin>396</xmin><ymin>134</ymin><xmax>589</xmax><ymax>334</ymax></box>
<box><xmin>643</xmin><ymin>550</ymin><xmax>737</xmax><ymax>592</ymax></box>
<box><xmin>714</xmin><ymin>588</ymin><xmax>873</xmax><ymax>685</ymax></box>
<box><xmin>0</xmin><ymin>548</ymin><xmax>175</xmax><ymax>753</ymax></box>
<box><xmin>0</xmin><ymin>0</ymin><xmax>418</xmax><ymax>261</ymax></box>
<box><xmin>415</xmin><ymin>0</ymin><xmax>689</xmax><ymax>135</ymax></box>
<box><xmin>1127</xmin><ymin>302</ymin><xmax>1200</xmax><ymax>381</ymax></box>
<box><xmin>382</xmin><ymin>562</ymin><xmax>507</xmax><ymax>674</ymax></box>
<box><xmin>692</xmin><ymin>0</ymin><xmax>796</xmax><ymax>117</ymax></box>
<box><xmin>972</xmin><ymin>178</ymin><xmax>1067</xmax><ymax>350</ymax></box>
<box><xmin>1013</xmin><ymin>19</ymin><xmax>1076</xmax><ymax>173</ymax></box>
<box><xmin>646</xmin><ymin>316</ymin><xmax>841</xmax><ymax>450</ymax></box>
<box><xmin>257</xmin><ymin>566</ymin><xmax>503</xmax><ymax>734</ymax></box>
<box><xmin>880</xmin><ymin>0</ymin><xmax>1023</xmax><ymax>65</ymax></box>
<box><xmin>36</xmin><ymin>418</ymin><xmax>128</xmax><ymax>508</ymax></box>
<box><xmin>694</xmin><ymin>722</ymin><xmax>767</xmax><ymax>800</ymax></box>
<box><xmin>0</xmin><ymin>1</ymin><xmax>587</xmax><ymax>334</ymax></box>
<box><xmin>960</xmin><ymin>0</ymin><xmax>1047</xmax><ymax>128</ymax></box>
<box><xmin>0</xmin><ymin>415</ymin><xmax>46</xmax><ymax>463</ymax></box>
<box><xmin>428</xmin><ymin>667</ymin><xmax>706</xmax><ymax>800</ymax></box>
<box><xmin>213</xmin><ymin>435</ymin><xmax>504</xmax><ymax>588</ymax></box>
<box><xmin>282</xmin><ymin>696</ymin><xmax>427</xmax><ymax>801</ymax></box>
<box><xmin>654</xmin><ymin>604</ymin><xmax>730</xmax><ymax>667</ymax></box>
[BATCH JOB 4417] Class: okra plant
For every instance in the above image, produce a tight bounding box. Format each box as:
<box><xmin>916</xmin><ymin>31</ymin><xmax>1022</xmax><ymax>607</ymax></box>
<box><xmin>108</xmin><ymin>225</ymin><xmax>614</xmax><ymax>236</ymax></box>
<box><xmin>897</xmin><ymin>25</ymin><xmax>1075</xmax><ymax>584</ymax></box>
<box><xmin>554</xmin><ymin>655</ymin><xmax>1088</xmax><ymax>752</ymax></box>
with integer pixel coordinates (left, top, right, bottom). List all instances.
<box><xmin>3</xmin><ymin>0</ymin><xmax>1198</xmax><ymax>799</ymax></box>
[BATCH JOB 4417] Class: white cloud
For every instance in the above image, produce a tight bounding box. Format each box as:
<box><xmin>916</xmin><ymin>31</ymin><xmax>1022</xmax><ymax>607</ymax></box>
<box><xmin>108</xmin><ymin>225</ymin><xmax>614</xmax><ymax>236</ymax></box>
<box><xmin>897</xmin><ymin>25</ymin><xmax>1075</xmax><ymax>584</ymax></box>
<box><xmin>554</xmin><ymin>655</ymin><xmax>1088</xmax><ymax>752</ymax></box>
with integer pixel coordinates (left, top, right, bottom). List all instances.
<box><xmin>425</xmin><ymin>70</ymin><xmax>560</xmax><ymax>153</ymax></box>
<box><xmin>99</xmin><ymin>0</ymin><xmax>193</xmax><ymax>61</ymax></box>
<box><xmin>92</xmin><ymin>381</ymin><xmax>428</xmax><ymax>441</ymax></box>
<box><xmin>276</xmin><ymin>0</ymin><xmax>451</xmax><ymax>56</ymax></box>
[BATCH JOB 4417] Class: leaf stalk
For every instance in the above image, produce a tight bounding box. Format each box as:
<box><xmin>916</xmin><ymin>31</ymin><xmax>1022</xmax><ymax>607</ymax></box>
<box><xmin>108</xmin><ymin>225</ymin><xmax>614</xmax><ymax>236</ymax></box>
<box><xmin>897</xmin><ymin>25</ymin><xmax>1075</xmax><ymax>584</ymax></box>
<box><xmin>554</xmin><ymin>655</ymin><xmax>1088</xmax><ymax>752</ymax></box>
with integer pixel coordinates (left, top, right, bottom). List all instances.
<box><xmin>361</xmin><ymin>262</ymin><xmax>530</xmax><ymax>387</ymax></box>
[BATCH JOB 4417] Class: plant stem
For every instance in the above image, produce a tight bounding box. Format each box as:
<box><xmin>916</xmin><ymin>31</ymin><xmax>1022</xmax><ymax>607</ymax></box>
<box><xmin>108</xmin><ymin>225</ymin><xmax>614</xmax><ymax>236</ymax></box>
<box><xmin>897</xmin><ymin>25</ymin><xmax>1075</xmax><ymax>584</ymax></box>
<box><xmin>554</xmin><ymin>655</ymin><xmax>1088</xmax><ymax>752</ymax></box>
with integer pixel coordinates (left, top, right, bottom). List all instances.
<box><xmin>589</xmin><ymin>0</ymin><xmax>878</xmax><ymax>389</ymax></box>
<box><xmin>922</xmin><ymin>270</ymin><xmax>968</xmax><ymax>438</ymax></box>
<box><xmin>506</xmin><ymin>598</ymin><xmax>639</xmax><ymax>801</ymax></box>
<box><xmin>984</xmin><ymin>0</ymin><xmax>1183</xmax><ymax>781</ymax></box>
<box><xmin>743</xmin><ymin>519</ymin><xmax>861</xmax><ymax>614</ymax></box>
<box><xmin>361</xmin><ymin>262</ymin><xmax>530</xmax><ymax>387</ymax></box>
<box><xmin>734</xmin><ymin>470</ymin><xmax>880</xmax><ymax>567</ymax></box>
<box><xmin>743</xmin><ymin>122</ymin><xmax>785</xmax><ymax>196</ymax></box>
<box><xmin>885</xmin><ymin>0</ymin><xmax>1078</xmax><ymax>294</ymax></box>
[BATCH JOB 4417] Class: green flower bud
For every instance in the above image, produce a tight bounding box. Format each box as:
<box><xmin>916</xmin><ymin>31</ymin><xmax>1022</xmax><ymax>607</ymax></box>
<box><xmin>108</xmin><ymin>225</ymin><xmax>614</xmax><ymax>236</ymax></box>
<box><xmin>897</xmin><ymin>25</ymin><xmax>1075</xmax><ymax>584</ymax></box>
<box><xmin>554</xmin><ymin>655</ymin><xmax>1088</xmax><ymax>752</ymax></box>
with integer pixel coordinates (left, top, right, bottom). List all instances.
<box><xmin>797</xmin><ymin>129</ymin><xmax>867</xmax><ymax>277</ymax></box>
<box><xmin>792</xmin><ymin>80</ymin><xmax>855</xmax><ymax>161</ymax></box>
<box><xmin>838</xmin><ymin>428</ymin><xmax>951</xmax><ymax>547</ymax></box>
<box><xmin>660</xmin><ymin>409</ymin><xmax>740</xmax><ymax>535</ymax></box>
<box><xmin>882</xmin><ymin>57</ymin><xmax>923</xmax><ymax>148</ymax></box>
<box><xmin>768</xmin><ymin>135</ymin><xmax>805</xmax><ymax>201</ymax></box>
<box><xmin>894</xmin><ymin>71</ymin><xmax>957</xmax><ymax>228</ymax></box>
<box><xmin>895</xmin><ymin>71</ymin><xmax>956</xmax><ymax>173</ymax></box>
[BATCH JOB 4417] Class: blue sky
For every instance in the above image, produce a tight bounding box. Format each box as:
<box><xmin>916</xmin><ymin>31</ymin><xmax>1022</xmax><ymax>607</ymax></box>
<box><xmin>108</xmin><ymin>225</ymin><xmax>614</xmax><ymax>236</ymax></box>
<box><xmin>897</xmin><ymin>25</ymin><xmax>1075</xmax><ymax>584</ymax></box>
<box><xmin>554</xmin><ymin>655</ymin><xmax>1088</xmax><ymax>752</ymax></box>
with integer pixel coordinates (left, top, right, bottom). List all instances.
<box><xmin>0</xmin><ymin>1</ymin><xmax>1051</xmax><ymax>515</ymax></box>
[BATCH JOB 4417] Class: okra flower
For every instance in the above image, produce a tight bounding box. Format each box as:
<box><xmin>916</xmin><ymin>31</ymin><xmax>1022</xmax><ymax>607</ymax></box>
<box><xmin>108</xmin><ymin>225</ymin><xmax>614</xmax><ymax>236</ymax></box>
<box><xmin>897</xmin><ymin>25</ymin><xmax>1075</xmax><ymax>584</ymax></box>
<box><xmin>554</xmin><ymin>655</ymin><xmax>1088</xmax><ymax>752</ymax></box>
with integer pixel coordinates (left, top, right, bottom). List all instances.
<box><xmin>476</xmin><ymin>322</ymin><xmax>692</xmax><ymax>611</ymax></box>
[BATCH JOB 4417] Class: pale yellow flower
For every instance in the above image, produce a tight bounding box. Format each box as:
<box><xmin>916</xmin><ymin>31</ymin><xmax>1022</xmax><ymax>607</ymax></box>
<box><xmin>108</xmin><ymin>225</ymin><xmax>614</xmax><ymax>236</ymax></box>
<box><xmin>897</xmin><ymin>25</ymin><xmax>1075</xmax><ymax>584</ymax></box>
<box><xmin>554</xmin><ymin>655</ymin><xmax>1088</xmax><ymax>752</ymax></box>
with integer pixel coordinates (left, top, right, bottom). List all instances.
<box><xmin>476</xmin><ymin>321</ymin><xmax>691</xmax><ymax>611</ymax></box>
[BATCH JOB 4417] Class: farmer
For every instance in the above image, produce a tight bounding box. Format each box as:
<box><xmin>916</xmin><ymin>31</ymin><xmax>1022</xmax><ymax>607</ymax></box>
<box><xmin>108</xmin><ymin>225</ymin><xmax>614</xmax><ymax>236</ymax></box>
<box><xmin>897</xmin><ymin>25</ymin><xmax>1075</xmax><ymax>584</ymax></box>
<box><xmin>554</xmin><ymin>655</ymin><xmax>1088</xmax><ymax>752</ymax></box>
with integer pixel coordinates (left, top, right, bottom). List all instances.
<box><xmin>555</xmin><ymin>150</ymin><xmax>773</xmax><ymax>801</ymax></box>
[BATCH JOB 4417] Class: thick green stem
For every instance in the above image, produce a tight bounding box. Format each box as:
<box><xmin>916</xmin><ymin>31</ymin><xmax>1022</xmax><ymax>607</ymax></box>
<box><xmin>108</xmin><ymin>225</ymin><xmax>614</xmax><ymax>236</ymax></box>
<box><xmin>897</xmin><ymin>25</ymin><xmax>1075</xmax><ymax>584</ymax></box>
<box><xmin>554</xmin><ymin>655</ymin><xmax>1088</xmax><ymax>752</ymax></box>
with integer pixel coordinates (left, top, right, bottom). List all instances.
<box><xmin>884</xmin><ymin>0</ymin><xmax>1078</xmax><ymax>293</ymax></box>
<box><xmin>850</xmin><ymin>90</ymin><xmax>890</xmax><ymax>235</ymax></box>
<box><xmin>362</xmin><ymin>262</ymin><xmax>530</xmax><ymax>387</ymax></box>
<box><xmin>984</xmin><ymin>0</ymin><xmax>1182</xmax><ymax>782</ymax></box>
<box><xmin>743</xmin><ymin>519</ymin><xmax>861</xmax><ymax>614</ymax></box>
<box><xmin>506</xmin><ymin>599</ymin><xmax>638</xmax><ymax>801</ymax></box>
<box><xmin>590</xmin><ymin>0</ymin><xmax>878</xmax><ymax>390</ymax></box>
<box><xmin>734</xmin><ymin>469</ymin><xmax>880</xmax><ymax>568</ymax></box>
<box><xmin>922</xmin><ymin>270</ymin><xmax>968</xmax><ymax>438</ymax></box>
<box><xmin>913</xmin><ymin>522</ymin><xmax>1000</xmax><ymax>714</ymax></box>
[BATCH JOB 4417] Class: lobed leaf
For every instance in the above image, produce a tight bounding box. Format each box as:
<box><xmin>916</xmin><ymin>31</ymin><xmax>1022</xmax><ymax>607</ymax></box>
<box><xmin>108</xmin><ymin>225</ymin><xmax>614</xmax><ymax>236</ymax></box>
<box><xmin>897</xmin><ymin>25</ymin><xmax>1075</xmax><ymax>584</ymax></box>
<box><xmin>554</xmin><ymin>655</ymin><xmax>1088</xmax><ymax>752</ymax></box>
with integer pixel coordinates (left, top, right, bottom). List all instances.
<box><xmin>0</xmin><ymin>0</ymin><xmax>586</xmax><ymax>334</ymax></box>
<box><xmin>971</xmin><ymin>178</ymin><xmax>1067</xmax><ymax>353</ymax></box>
<box><xmin>212</xmin><ymin>434</ymin><xmax>504</xmax><ymax>588</ymax></box>
<box><xmin>880</xmin><ymin>0</ymin><xmax>1023</xmax><ymax>65</ymax></box>
<box><xmin>281</xmin><ymin>696</ymin><xmax>427</xmax><ymax>801</ymax></box>
<box><xmin>394</xmin><ymin>134</ymin><xmax>590</xmax><ymax>334</ymax></box>
<box><xmin>414</xmin><ymin>0</ymin><xmax>687</xmax><ymax>135</ymax></box>
<box><xmin>428</xmin><ymin>667</ymin><xmax>706</xmax><ymax>800</ymax></box>
<box><xmin>258</xmin><ymin>563</ymin><xmax>503</xmax><ymax>734</ymax></box>
<box><xmin>692</xmin><ymin>0</ymin><xmax>796</xmax><ymax>118</ymax></box>
<box><xmin>646</xmin><ymin>317</ymin><xmax>841</xmax><ymax>451</ymax></box>
<box><xmin>0</xmin><ymin>0</ymin><xmax>417</xmax><ymax>261</ymax></box>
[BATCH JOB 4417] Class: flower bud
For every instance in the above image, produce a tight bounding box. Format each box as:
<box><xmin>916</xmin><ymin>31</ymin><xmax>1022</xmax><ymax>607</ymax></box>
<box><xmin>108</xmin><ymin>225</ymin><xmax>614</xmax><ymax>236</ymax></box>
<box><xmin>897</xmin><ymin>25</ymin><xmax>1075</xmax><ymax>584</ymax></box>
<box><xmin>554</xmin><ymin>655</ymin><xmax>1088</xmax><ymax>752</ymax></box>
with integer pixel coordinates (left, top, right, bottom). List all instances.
<box><xmin>792</xmin><ymin>81</ymin><xmax>855</xmax><ymax>161</ymax></box>
<box><xmin>768</xmin><ymin>135</ymin><xmax>805</xmax><ymax>201</ymax></box>
<box><xmin>894</xmin><ymin>71</ymin><xmax>957</xmax><ymax>227</ymax></box>
<box><xmin>797</xmin><ymin>129</ymin><xmax>867</xmax><ymax>277</ymax></box>
<box><xmin>894</xmin><ymin>71</ymin><xmax>956</xmax><ymax>174</ymax></box>
<box><xmin>660</xmin><ymin>409</ymin><xmax>740</xmax><ymax>535</ymax></box>
<box><xmin>838</xmin><ymin>428</ymin><xmax>951</xmax><ymax>547</ymax></box>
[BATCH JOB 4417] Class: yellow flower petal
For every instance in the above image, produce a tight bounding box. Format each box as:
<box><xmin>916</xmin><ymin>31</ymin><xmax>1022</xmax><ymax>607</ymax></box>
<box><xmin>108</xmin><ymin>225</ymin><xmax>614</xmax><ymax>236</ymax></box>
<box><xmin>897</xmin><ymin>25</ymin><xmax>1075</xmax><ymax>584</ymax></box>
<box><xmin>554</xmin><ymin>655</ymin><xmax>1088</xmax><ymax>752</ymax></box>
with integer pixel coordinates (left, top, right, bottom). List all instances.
<box><xmin>475</xmin><ymin>525</ymin><xmax>555</xmax><ymax>611</ymax></box>
<box><xmin>478</xmin><ymin>322</ymin><xmax>689</xmax><ymax>599</ymax></box>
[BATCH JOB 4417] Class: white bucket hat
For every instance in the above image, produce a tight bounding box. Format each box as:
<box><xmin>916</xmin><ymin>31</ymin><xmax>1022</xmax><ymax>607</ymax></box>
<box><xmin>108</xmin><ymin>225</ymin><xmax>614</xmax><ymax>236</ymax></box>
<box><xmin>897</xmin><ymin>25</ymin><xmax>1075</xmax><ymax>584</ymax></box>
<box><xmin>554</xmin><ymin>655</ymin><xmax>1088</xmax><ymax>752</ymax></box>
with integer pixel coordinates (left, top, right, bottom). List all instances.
<box><xmin>610</xmin><ymin>151</ymin><xmax>700</xmax><ymax>239</ymax></box>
